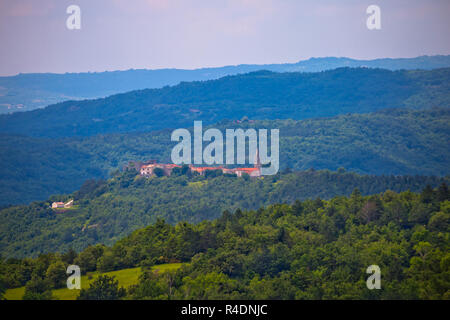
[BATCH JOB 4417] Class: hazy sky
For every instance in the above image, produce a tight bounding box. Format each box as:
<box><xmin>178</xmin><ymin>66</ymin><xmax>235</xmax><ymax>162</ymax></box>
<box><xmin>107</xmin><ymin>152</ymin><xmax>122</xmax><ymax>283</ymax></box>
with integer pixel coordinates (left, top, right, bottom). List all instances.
<box><xmin>0</xmin><ymin>0</ymin><xmax>449</xmax><ymax>75</ymax></box>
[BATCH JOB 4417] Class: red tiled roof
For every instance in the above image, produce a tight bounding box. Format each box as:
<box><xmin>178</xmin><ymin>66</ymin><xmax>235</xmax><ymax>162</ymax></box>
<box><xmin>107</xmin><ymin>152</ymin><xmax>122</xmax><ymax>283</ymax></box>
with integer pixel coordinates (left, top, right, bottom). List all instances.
<box><xmin>140</xmin><ymin>164</ymin><xmax>260</xmax><ymax>174</ymax></box>
<box><xmin>190</xmin><ymin>166</ymin><xmax>224</xmax><ymax>172</ymax></box>
<box><xmin>165</xmin><ymin>164</ymin><xmax>181</xmax><ymax>168</ymax></box>
<box><xmin>234</xmin><ymin>168</ymin><xmax>260</xmax><ymax>172</ymax></box>
<box><xmin>141</xmin><ymin>163</ymin><xmax>181</xmax><ymax>169</ymax></box>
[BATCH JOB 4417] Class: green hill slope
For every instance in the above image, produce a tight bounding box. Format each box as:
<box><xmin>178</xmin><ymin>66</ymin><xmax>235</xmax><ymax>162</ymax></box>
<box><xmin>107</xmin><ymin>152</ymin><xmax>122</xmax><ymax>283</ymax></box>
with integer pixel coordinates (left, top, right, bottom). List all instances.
<box><xmin>4</xmin><ymin>264</ymin><xmax>182</xmax><ymax>300</ymax></box>
<box><xmin>0</xmin><ymin>168</ymin><xmax>447</xmax><ymax>258</ymax></box>
<box><xmin>2</xmin><ymin>55</ymin><xmax>449</xmax><ymax>114</ymax></box>
<box><xmin>1</xmin><ymin>68</ymin><xmax>449</xmax><ymax>138</ymax></box>
<box><xmin>0</xmin><ymin>108</ymin><xmax>449</xmax><ymax>206</ymax></box>
<box><xmin>1</xmin><ymin>186</ymin><xmax>448</xmax><ymax>300</ymax></box>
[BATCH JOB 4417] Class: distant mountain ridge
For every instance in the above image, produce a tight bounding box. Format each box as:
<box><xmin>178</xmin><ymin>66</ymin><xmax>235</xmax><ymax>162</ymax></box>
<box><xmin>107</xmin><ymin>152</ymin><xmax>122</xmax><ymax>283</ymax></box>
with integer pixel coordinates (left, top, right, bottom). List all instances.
<box><xmin>1</xmin><ymin>55</ymin><xmax>450</xmax><ymax>114</ymax></box>
<box><xmin>1</xmin><ymin>67</ymin><xmax>449</xmax><ymax>138</ymax></box>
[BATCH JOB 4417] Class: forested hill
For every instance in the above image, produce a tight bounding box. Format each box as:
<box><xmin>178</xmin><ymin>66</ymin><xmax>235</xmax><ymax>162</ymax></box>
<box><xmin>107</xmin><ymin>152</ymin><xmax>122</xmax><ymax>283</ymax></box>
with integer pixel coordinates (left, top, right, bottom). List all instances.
<box><xmin>1</xmin><ymin>68</ymin><xmax>449</xmax><ymax>138</ymax></box>
<box><xmin>0</xmin><ymin>168</ymin><xmax>448</xmax><ymax>258</ymax></box>
<box><xmin>0</xmin><ymin>108</ymin><xmax>449</xmax><ymax>206</ymax></box>
<box><xmin>1</xmin><ymin>183</ymin><xmax>449</xmax><ymax>300</ymax></box>
<box><xmin>1</xmin><ymin>55</ymin><xmax>450</xmax><ymax>114</ymax></box>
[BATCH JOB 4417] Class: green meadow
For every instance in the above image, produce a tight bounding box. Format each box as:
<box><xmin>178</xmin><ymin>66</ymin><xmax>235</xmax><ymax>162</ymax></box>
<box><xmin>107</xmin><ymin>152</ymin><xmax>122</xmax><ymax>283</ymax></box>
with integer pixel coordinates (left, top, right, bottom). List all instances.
<box><xmin>5</xmin><ymin>263</ymin><xmax>183</xmax><ymax>300</ymax></box>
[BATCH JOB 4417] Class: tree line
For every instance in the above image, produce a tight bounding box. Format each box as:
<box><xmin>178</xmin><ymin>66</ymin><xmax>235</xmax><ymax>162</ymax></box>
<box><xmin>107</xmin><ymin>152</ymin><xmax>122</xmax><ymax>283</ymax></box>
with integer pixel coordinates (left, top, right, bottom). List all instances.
<box><xmin>1</xmin><ymin>168</ymin><xmax>448</xmax><ymax>258</ymax></box>
<box><xmin>1</xmin><ymin>183</ymin><xmax>448</xmax><ymax>300</ymax></box>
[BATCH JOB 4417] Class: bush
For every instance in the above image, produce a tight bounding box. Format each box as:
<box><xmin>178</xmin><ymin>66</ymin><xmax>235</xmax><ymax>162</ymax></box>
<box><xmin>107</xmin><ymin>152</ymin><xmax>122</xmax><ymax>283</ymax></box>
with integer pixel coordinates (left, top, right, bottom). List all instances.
<box><xmin>77</xmin><ymin>275</ymin><xmax>126</xmax><ymax>300</ymax></box>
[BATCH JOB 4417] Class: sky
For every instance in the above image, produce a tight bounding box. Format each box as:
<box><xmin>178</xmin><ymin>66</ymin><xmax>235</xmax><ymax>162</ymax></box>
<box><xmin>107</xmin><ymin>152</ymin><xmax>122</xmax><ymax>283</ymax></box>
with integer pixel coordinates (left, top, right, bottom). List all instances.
<box><xmin>0</xmin><ymin>0</ymin><xmax>449</xmax><ymax>76</ymax></box>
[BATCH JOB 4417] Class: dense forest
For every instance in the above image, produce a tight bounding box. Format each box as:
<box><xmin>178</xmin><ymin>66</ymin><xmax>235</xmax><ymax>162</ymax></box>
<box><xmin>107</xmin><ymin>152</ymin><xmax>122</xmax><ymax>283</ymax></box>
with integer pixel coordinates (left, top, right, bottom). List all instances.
<box><xmin>2</xmin><ymin>55</ymin><xmax>449</xmax><ymax>114</ymax></box>
<box><xmin>1</xmin><ymin>108</ymin><xmax>449</xmax><ymax>206</ymax></box>
<box><xmin>1</xmin><ymin>68</ymin><xmax>449</xmax><ymax>138</ymax></box>
<box><xmin>0</xmin><ymin>167</ymin><xmax>448</xmax><ymax>259</ymax></box>
<box><xmin>0</xmin><ymin>63</ymin><xmax>448</xmax><ymax>301</ymax></box>
<box><xmin>1</xmin><ymin>184</ymin><xmax>448</xmax><ymax>300</ymax></box>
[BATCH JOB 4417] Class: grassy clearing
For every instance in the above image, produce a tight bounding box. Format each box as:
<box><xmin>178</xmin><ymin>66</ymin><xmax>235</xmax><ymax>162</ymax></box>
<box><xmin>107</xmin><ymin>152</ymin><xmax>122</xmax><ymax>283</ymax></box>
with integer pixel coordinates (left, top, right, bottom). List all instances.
<box><xmin>188</xmin><ymin>180</ymin><xmax>208</xmax><ymax>188</ymax></box>
<box><xmin>4</xmin><ymin>263</ymin><xmax>183</xmax><ymax>300</ymax></box>
<box><xmin>4</xmin><ymin>287</ymin><xmax>25</xmax><ymax>300</ymax></box>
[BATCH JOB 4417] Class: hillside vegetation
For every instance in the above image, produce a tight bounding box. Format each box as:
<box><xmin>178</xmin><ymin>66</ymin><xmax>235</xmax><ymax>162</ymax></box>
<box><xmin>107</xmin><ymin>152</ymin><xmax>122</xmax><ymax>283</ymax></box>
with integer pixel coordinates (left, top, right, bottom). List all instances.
<box><xmin>4</xmin><ymin>264</ymin><xmax>182</xmax><ymax>300</ymax></box>
<box><xmin>1</xmin><ymin>185</ymin><xmax>448</xmax><ymax>300</ymax></box>
<box><xmin>0</xmin><ymin>168</ymin><xmax>448</xmax><ymax>258</ymax></box>
<box><xmin>1</xmin><ymin>68</ymin><xmax>449</xmax><ymax>138</ymax></box>
<box><xmin>1</xmin><ymin>108</ymin><xmax>449</xmax><ymax>206</ymax></box>
<box><xmin>2</xmin><ymin>55</ymin><xmax>449</xmax><ymax>114</ymax></box>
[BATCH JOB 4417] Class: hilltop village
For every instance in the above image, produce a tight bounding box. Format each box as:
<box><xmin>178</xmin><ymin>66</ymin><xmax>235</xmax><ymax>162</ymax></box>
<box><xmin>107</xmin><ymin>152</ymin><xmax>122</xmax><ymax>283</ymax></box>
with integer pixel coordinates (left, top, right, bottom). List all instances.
<box><xmin>126</xmin><ymin>150</ymin><xmax>263</xmax><ymax>178</ymax></box>
<box><xmin>139</xmin><ymin>162</ymin><xmax>262</xmax><ymax>177</ymax></box>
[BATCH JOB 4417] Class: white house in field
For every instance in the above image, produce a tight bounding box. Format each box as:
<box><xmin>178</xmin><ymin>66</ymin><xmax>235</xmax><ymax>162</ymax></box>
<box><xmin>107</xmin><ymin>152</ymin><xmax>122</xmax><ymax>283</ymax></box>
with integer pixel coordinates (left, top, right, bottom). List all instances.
<box><xmin>51</xmin><ymin>202</ymin><xmax>65</xmax><ymax>208</ymax></box>
<box><xmin>51</xmin><ymin>199</ymin><xmax>74</xmax><ymax>209</ymax></box>
<box><xmin>64</xmin><ymin>200</ymin><xmax>74</xmax><ymax>208</ymax></box>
